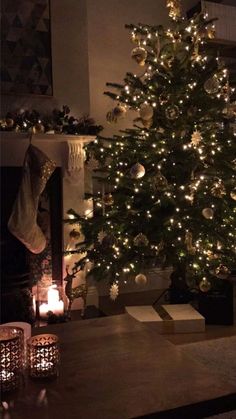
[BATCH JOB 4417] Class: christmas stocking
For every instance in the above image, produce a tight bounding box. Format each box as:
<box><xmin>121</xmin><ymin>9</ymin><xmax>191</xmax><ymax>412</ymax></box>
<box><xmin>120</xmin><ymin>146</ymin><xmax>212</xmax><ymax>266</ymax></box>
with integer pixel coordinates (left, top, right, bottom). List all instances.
<box><xmin>8</xmin><ymin>145</ymin><xmax>56</xmax><ymax>254</ymax></box>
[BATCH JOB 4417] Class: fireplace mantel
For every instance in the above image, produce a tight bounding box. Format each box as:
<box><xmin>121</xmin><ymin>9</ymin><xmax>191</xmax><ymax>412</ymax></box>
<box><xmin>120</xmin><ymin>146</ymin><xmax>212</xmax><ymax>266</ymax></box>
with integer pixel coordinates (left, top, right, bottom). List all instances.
<box><xmin>1</xmin><ymin>132</ymin><xmax>98</xmax><ymax>310</ymax></box>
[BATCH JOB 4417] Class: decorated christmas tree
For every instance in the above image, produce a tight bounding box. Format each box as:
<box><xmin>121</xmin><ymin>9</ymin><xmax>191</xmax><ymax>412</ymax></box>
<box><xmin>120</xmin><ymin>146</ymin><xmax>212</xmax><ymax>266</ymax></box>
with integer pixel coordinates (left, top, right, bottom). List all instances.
<box><xmin>66</xmin><ymin>0</ymin><xmax>236</xmax><ymax>301</ymax></box>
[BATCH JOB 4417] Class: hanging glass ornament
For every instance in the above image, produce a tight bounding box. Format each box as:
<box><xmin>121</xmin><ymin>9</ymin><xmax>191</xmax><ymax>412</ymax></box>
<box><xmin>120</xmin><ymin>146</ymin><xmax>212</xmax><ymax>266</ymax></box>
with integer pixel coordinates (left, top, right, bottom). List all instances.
<box><xmin>204</xmin><ymin>76</ymin><xmax>220</xmax><ymax>95</ymax></box>
<box><xmin>215</xmin><ymin>264</ymin><xmax>231</xmax><ymax>279</ymax></box>
<box><xmin>135</xmin><ymin>273</ymin><xmax>147</xmax><ymax>285</ymax></box>
<box><xmin>69</xmin><ymin>229</ymin><xmax>81</xmax><ymax>241</ymax></box>
<box><xmin>230</xmin><ymin>188</ymin><xmax>236</xmax><ymax>201</ymax></box>
<box><xmin>109</xmin><ymin>283</ymin><xmax>119</xmax><ymax>300</ymax></box>
<box><xmin>106</xmin><ymin>103</ymin><xmax>126</xmax><ymax>123</ymax></box>
<box><xmin>133</xmin><ymin>233</ymin><xmax>149</xmax><ymax>247</ymax></box>
<box><xmin>202</xmin><ymin>208</ymin><xmax>214</xmax><ymax>219</ymax></box>
<box><xmin>103</xmin><ymin>193</ymin><xmax>114</xmax><ymax>206</ymax></box>
<box><xmin>184</xmin><ymin>231</ymin><xmax>196</xmax><ymax>255</ymax></box>
<box><xmin>199</xmin><ymin>278</ymin><xmax>211</xmax><ymax>293</ymax></box>
<box><xmin>139</xmin><ymin>103</ymin><xmax>154</xmax><ymax>121</ymax></box>
<box><xmin>152</xmin><ymin>171</ymin><xmax>168</xmax><ymax>191</ymax></box>
<box><xmin>191</xmin><ymin>130</ymin><xmax>202</xmax><ymax>147</ymax></box>
<box><xmin>130</xmin><ymin>162</ymin><xmax>145</xmax><ymax>179</ymax></box>
<box><xmin>165</xmin><ymin>105</ymin><xmax>180</xmax><ymax>120</ymax></box>
<box><xmin>211</xmin><ymin>181</ymin><xmax>226</xmax><ymax>198</ymax></box>
<box><xmin>131</xmin><ymin>46</ymin><xmax>147</xmax><ymax>66</ymax></box>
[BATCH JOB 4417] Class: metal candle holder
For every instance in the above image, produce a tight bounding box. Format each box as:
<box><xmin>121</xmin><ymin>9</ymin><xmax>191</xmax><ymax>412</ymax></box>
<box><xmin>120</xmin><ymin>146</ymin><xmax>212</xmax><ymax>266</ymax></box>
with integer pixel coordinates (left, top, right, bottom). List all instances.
<box><xmin>0</xmin><ymin>326</ymin><xmax>24</xmax><ymax>392</ymax></box>
<box><xmin>27</xmin><ymin>334</ymin><xmax>59</xmax><ymax>378</ymax></box>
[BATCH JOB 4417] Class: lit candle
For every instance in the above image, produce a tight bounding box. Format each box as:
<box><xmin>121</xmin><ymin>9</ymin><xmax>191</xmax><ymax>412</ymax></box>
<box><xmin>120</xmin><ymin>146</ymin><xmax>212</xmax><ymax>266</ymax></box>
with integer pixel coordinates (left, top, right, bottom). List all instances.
<box><xmin>47</xmin><ymin>286</ymin><xmax>60</xmax><ymax>305</ymax></box>
<box><xmin>39</xmin><ymin>303</ymin><xmax>50</xmax><ymax>319</ymax></box>
<box><xmin>36</xmin><ymin>360</ymin><xmax>53</xmax><ymax>371</ymax></box>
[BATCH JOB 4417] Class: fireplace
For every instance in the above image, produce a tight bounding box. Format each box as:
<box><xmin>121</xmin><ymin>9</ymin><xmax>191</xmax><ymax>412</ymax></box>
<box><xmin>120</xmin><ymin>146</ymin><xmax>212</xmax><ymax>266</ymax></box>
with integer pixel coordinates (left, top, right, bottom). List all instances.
<box><xmin>0</xmin><ymin>132</ymin><xmax>96</xmax><ymax>322</ymax></box>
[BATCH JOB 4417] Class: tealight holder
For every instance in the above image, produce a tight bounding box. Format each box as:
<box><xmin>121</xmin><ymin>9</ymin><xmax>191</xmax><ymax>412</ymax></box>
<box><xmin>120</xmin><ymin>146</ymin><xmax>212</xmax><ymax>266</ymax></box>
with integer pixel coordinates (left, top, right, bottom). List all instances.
<box><xmin>0</xmin><ymin>326</ymin><xmax>24</xmax><ymax>392</ymax></box>
<box><xmin>27</xmin><ymin>334</ymin><xmax>59</xmax><ymax>378</ymax></box>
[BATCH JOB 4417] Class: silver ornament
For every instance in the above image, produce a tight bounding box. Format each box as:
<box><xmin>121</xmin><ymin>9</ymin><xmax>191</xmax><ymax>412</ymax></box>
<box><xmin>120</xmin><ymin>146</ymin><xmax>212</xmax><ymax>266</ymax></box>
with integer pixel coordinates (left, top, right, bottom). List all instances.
<box><xmin>204</xmin><ymin>77</ymin><xmax>220</xmax><ymax>95</ymax></box>
<box><xmin>199</xmin><ymin>278</ymin><xmax>211</xmax><ymax>293</ymax></box>
<box><xmin>202</xmin><ymin>208</ymin><xmax>214</xmax><ymax>219</ymax></box>
<box><xmin>131</xmin><ymin>46</ymin><xmax>147</xmax><ymax>66</ymax></box>
<box><xmin>130</xmin><ymin>162</ymin><xmax>145</xmax><ymax>179</ymax></box>
<box><xmin>106</xmin><ymin>104</ymin><xmax>126</xmax><ymax>123</ymax></box>
<box><xmin>215</xmin><ymin>264</ymin><xmax>231</xmax><ymax>279</ymax></box>
<box><xmin>135</xmin><ymin>273</ymin><xmax>147</xmax><ymax>285</ymax></box>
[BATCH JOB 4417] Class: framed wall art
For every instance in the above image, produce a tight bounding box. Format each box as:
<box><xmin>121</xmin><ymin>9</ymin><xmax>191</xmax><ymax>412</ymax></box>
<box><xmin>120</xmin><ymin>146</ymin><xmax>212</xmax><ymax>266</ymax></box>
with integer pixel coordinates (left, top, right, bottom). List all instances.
<box><xmin>1</xmin><ymin>0</ymin><xmax>53</xmax><ymax>96</ymax></box>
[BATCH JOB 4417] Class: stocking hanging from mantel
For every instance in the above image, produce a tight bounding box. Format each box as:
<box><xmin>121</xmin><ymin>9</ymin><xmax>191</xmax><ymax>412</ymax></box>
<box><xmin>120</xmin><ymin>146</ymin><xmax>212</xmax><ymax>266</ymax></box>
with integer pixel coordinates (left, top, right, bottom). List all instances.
<box><xmin>8</xmin><ymin>144</ymin><xmax>56</xmax><ymax>254</ymax></box>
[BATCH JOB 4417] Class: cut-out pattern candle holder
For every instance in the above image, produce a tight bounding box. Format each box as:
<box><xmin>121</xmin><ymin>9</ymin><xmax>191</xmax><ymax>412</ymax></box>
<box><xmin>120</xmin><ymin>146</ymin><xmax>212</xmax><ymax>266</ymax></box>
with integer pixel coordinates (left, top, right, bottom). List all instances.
<box><xmin>0</xmin><ymin>326</ymin><xmax>24</xmax><ymax>392</ymax></box>
<box><xmin>27</xmin><ymin>334</ymin><xmax>59</xmax><ymax>378</ymax></box>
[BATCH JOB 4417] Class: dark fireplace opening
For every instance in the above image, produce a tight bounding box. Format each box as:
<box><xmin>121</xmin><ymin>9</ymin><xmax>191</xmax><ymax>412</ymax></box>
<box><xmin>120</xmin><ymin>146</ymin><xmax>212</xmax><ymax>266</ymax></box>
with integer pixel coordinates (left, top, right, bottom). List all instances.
<box><xmin>1</xmin><ymin>167</ymin><xmax>63</xmax><ymax>324</ymax></box>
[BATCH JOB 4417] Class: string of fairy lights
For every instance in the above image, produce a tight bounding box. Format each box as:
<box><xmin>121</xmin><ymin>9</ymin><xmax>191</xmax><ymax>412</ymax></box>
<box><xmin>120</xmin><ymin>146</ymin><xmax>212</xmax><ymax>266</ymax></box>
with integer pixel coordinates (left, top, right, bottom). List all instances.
<box><xmin>65</xmin><ymin>0</ymin><xmax>236</xmax><ymax>300</ymax></box>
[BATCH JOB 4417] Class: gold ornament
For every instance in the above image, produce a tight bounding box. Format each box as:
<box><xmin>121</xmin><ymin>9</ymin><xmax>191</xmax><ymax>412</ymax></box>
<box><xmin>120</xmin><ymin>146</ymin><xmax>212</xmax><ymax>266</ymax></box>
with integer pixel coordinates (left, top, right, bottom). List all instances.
<box><xmin>103</xmin><ymin>193</ymin><xmax>114</xmax><ymax>206</ymax></box>
<box><xmin>191</xmin><ymin>130</ymin><xmax>202</xmax><ymax>147</ymax></box>
<box><xmin>184</xmin><ymin>231</ymin><xmax>196</xmax><ymax>255</ymax></box>
<box><xmin>131</xmin><ymin>46</ymin><xmax>147</xmax><ymax>66</ymax></box>
<box><xmin>106</xmin><ymin>104</ymin><xmax>126</xmax><ymax>123</ymax></box>
<box><xmin>109</xmin><ymin>283</ymin><xmax>119</xmax><ymax>301</ymax></box>
<box><xmin>222</xmin><ymin>102</ymin><xmax>236</xmax><ymax>120</ymax></box>
<box><xmin>32</xmin><ymin>122</ymin><xmax>45</xmax><ymax>134</ymax></box>
<box><xmin>230</xmin><ymin>188</ymin><xmax>236</xmax><ymax>201</ymax></box>
<box><xmin>204</xmin><ymin>76</ymin><xmax>220</xmax><ymax>95</ymax></box>
<box><xmin>211</xmin><ymin>181</ymin><xmax>226</xmax><ymax>198</ymax></box>
<box><xmin>207</xmin><ymin>25</ymin><xmax>216</xmax><ymax>39</ymax></box>
<box><xmin>133</xmin><ymin>233</ymin><xmax>149</xmax><ymax>247</ymax></box>
<box><xmin>202</xmin><ymin>208</ymin><xmax>214</xmax><ymax>219</ymax></box>
<box><xmin>215</xmin><ymin>264</ymin><xmax>231</xmax><ymax>279</ymax></box>
<box><xmin>166</xmin><ymin>0</ymin><xmax>181</xmax><ymax>20</ymax></box>
<box><xmin>135</xmin><ymin>273</ymin><xmax>147</xmax><ymax>285</ymax></box>
<box><xmin>165</xmin><ymin>105</ymin><xmax>180</xmax><ymax>120</ymax></box>
<box><xmin>139</xmin><ymin>103</ymin><xmax>154</xmax><ymax>121</ymax></box>
<box><xmin>130</xmin><ymin>162</ymin><xmax>145</xmax><ymax>179</ymax></box>
<box><xmin>199</xmin><ymin>278</ymin><xmax>211</xmax><ymax>293</ymax></box>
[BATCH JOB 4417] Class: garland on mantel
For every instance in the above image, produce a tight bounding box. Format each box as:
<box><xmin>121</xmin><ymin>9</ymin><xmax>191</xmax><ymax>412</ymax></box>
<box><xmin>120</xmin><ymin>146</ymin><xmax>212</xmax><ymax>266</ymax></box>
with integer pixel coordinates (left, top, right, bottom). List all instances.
<box><xmin>0</xmin><ymin>105</ymin><xmax>103</xmax><ymax>136</ymax></box>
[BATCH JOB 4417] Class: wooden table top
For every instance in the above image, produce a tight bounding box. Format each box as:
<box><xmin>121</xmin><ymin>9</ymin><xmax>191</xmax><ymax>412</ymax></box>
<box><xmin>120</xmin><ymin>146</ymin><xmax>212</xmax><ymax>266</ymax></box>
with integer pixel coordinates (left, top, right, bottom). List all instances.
<box><xmin>2</xmin><ymin>314</ymin><xmax>236</xmax><ymax>419</ymax></box>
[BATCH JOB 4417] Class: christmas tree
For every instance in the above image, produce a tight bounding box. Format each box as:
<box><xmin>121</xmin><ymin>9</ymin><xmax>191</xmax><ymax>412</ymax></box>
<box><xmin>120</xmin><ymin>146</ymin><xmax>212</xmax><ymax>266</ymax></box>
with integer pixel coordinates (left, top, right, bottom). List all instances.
<box><xmin>66</xmin><ymin>0</ymin><xmax>236</xmax><ymax>301</ymax></box>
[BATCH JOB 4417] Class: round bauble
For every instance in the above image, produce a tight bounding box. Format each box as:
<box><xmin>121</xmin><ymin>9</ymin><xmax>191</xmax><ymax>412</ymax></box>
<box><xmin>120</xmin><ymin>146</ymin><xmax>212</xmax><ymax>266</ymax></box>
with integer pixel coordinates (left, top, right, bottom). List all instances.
<box><xmin>33</xmin><ymin>122</ymin><xmax>45</xmax><ymax>134</ymax></box>
<box><xmin>131</xmin><ymin>46</ymin><xmax>147</xmax><ymax>66</ymax></box>
<box><xmin>133</xmin><ymin>233</ymin><xmax>149</xmax><ymax>247</ymax></box>
<box><xmin>204</xmin><ymin>77</ymin><xmax>220</xmax><ymax>95</ymax></box>
<box><xmin>152</xmin><ymin>172</ymin><xmax>168</xmax><ymax>190</ymax></box>
<box><xmin>202</xmin><ymin>208</ymin><xmax>214</xmax><ymax>219</ymax></box>
<box><xmin>199</xmin><ymin>278</ymin><xmax>211</xmax><ymax>293</ymax></box>
<box><xmin>103</xmin><ymin>193</ymin><xmax>114</xmax><ymax>206</ymax></box>
<box><xmin>106</xmin><ymin>104</ymin><xmax>126</xmax><ymax>123</ymax></box>
<box><xmin>230</xmin><ymin>189</ymin><xmax>236</xmax><ymax>201</ymax></box>
<box><xmin>139</xmin><ymin>103</ymin><xmax>154</xmax><ymax>121</ymax></box>
<box><xmin>135</xmin><ymin>273</ymin><xmax>147</xmax><ymax>285</ymax></box>
<box><xmin>130</xmin><ymin>162</ymin><xmax>145</xmax><ymax>179</ymax></box>
<box><xmin>165</xmin><ymin>105</ymin><xmax>180</xmax><ymax>120</ymax></box>
<box><xmin>215</xmin><ymin>264</ymin><xmax>230</xmax><ymax>279</ymax></box>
